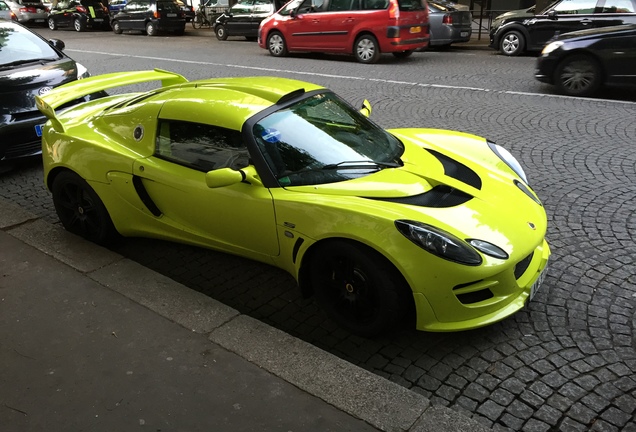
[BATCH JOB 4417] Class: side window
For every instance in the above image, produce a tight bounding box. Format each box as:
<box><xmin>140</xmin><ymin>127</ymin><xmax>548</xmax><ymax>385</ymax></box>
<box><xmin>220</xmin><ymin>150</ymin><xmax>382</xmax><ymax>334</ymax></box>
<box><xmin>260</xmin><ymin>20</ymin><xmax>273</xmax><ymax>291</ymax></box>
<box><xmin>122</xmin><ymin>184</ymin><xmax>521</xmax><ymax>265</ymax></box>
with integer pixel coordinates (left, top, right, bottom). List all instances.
<box><xmin>230</xmin><ymin>0</ymin><xmax>253</xmax><ymax>13</ymax></box>
<box><xmin>360</xmin><ymin>0</ymin><xmax>387</xmax><ymax>9</ymax></box>
<box><xmin>552</xmin><ymin>0</ymin><xmax>597</xmax><ymax>14</ymax></box>
<box><xmin>328</xmin><ymin>0</ymin><xmax>354</xmax><ymax>10</ymax></box>
<box><xmin>156</xmin><ymin>120</ymin><xmax>249</xmax><ymax>172</ymax></box>
<box><xmin>598</xmin><ymin>0</ymin><xmax>635</xmax><ymax>12</ymax></box>
<box><xmin>253</xmin><ymin>0</ymin><xmax>273</xmax><ymax>13</ymax></box>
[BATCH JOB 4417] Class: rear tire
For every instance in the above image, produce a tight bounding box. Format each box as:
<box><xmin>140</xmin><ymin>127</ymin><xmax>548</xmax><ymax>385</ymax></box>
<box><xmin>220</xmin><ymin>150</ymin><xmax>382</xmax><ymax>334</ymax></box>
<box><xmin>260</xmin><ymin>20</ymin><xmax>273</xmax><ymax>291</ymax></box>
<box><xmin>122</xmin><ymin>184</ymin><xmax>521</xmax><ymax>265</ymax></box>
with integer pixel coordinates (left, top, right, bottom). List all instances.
<box><xmin>267</xmin><ymin>31</ymin><xmax>287</xmax><ymax>57</ymax></box>
<box><xmin>146</xmin><ymin>21</ymin><xmax>157</xmax><ymax>36</ymax></box>
<box><xmin>51</xmin><ymin>171</ymin><xmax>119</xmax><ymax>246</ymax></box>
<box><xmin>47</xmin><ymin>17</ymin><xmax>57</xmax><ymax>30</ymax></box>
<box><xmin>112</xmin><ymin>20</ymin><xmax>122</xmax><ymax>34</ymax></box>
<box><xmin>309</xmin><ymin>240</ymin><xmax>413</xmax><ymax>337</ymax></box>
<box><xmin>354</xmin><ymin>34</ymin><xmax>380</xmax><ymax>64</ymax></box>
<box><xmin>554</xmin><ymin>54</ymin><xmax>602</xmax><ymax>97</ymax></box>
<box><xmin>74</xmin><ymin>17</ymin><xmax>86</xmax><ymax>32</ymax></box>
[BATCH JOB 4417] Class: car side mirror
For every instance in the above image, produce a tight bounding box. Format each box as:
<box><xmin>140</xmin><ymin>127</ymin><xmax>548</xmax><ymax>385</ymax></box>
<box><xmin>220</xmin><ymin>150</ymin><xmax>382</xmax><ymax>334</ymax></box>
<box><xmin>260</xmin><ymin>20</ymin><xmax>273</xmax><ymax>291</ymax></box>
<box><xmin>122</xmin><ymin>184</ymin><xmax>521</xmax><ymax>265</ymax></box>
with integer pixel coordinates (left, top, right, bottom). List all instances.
<box><xmin>48</xmin><ymin>39</ymin><xmax>66</xmax><ymax>51</ymax></box>
<box><xmin>360</xmin><ymin>99</ymin><xmax>372</xmax><ymax>117</ymax></box>
<box><xmin>547</xmin><ymin>10</ymin><xmax>557</xmax><ymax>19</ymax></box>
<box><xmin>290</xmin><ymin>8</ymin><xmax>296</xmax><ymax>17</ymax></box>
<box><xmin>205</xmin><ymin>166</ymin><xmax>261</xmax><ymax>188</ymax></box>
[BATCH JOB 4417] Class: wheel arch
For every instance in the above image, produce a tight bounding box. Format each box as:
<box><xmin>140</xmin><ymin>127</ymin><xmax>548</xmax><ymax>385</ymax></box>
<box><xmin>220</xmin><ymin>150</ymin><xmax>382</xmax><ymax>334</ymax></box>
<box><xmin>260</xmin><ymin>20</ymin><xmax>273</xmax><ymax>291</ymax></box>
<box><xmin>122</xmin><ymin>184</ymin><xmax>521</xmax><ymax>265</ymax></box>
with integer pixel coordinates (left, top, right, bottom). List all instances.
<box><xmin>555</xmin><ymin>49</ymin><xmax>606</xmax><ymax>84</ymax></box>
<box><xmin>350</xmin><ymin>30</ymin><xmax>380</xmax><ymax>54</ymax></box>
<box><xmin>495</xmin><ymin>22</ymin><xmax>530</xmax><ymax>47</ymax></box>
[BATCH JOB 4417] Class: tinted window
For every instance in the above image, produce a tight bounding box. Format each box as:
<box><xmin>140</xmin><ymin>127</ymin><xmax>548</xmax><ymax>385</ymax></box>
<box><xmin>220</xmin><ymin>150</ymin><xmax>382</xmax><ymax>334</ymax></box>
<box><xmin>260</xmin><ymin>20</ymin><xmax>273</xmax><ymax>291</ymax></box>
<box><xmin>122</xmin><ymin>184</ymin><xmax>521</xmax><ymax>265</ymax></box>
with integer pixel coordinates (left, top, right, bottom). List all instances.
<box><xmin>397</xmin><ymin>0</ymin><xmax>425</xmax><ymax>11</ymax></box>
<box><xmin>157</xmin><ymin>0</ymin><xmax>179</xmax><ymax>11</ymax></box>
<box><xmin>328</xmin><ymin>0</ymin><xmax>356</xmax><ymax>11</ymax></box>
<box><xmin>552</xmin><ymin>0</ymin><xmax>597</xmax><ymax>14</ymax></box>
<box><xmin>156</xmin><ymin>120</ymin><xmax>248</xmax><ymax>172</ymax></box>
<box><xmin>360</xmin><ymin>0</ymin><xmax>387</xmax><ymax>9</ymax></box>
<box><xmin>599</xmin><ymin>0</ymin><xmax>635</xmax><ymax>12</ymax></box>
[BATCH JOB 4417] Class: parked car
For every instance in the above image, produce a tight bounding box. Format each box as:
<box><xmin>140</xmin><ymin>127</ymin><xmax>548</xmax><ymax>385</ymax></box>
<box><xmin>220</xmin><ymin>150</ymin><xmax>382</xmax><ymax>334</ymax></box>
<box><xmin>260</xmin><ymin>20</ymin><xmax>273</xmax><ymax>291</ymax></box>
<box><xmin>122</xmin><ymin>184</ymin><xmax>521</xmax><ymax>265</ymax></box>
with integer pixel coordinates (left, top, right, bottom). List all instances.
<box><xmin>4</xmin><ymin>0</ymin><xmax>48</xmax><ymax>25</ymax></box>
<box><xmin>108</xmin><ymin>0</ymin><xmax>127</xmax><ymax>16</ymax></box>
<box><xmin>428</xmin><ymin>0</ymin><xmax>472</xmax><ymax>47</ymax></box>
<box><xmin>258</xmin><ymin>0</ymin><xmax>430</xmax><ymax>64</ymax></box>
<box><xmin>0</xmin><ymin>20</ymin><xmax>98</xmax><ymax>162</ymax></box>
<box><xmin>175</xmin><ymin>0</ymin><xmax>193</xmax><ymax>21</ymax></box>
<box><xmin>47</xmin><ymin>0</ymin><xmax>110</xmax><ymax>31</ymax></box>
<box><xmin>111</xmin><ymin>0</ymin><xmax>186</xmax><ymax>35</ymax></box>
<box><xmin>490</xmin><ymin>0</ymin><xmax>636</xmax><ymax>56</ymax></box>
<box><xmin>35</xmin><ymin>69</ymin><xmax>550</xmax><ymax>336</ymax></box>
<box><xmin>214</xmin><ymin>0</ymin><xmax>276</xmax><ymax>40</ymax></box>
<box><xmin>535</xmin><ymin>24</ymin><xmax>636</xmax><ymax>96</ymax></box>
<box><xmin>0</xmin><ymin>0</ymin><xmax>17</xmax><ymax>19</ymax></box>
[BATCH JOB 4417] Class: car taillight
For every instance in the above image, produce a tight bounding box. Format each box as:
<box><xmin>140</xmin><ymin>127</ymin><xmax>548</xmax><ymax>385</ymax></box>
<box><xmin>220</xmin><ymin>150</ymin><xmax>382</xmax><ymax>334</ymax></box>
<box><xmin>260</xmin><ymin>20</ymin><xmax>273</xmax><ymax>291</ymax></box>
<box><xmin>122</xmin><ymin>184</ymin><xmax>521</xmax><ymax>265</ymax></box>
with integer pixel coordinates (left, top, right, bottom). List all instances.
<box><xmin>76</xmin><ymin>5</ymin><xmax>87</xmax><ymax>12</ymax></box>
<box><xmin>442</xmin><ymin>13</ymin><xmax>452</xmax><ymax>24</ymax></box>
<box><xmin>388</xmin><ymin>0</ymin><xmax>399</xmax><ymax>19</ymax></box>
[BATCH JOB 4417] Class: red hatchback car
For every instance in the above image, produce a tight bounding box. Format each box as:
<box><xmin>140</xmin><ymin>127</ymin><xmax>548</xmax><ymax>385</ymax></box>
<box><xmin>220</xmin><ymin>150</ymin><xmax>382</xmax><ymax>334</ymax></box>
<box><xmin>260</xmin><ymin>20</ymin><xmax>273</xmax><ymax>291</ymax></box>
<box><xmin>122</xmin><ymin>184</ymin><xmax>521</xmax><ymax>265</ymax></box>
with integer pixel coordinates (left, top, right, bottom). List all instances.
<box><xmin>258</xmin><ymin>0</ymin><xmax>430</xmax><ymax>63</ymax></box>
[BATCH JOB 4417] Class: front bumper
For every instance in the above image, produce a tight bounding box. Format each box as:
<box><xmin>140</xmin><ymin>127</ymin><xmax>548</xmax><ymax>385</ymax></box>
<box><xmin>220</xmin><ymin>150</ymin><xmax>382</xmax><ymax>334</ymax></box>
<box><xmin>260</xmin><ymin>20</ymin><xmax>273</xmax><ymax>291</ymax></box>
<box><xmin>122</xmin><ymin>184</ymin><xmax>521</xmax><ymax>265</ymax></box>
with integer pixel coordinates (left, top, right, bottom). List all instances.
<box><xmin>0</xmin><ymin>115</ymin><xmax>46</xmax><ymax>161</ymax></box>
<box><xmin>413</xmin><ymin>239</ymin><xmax>551</xmax><ymax>332</ymax></box>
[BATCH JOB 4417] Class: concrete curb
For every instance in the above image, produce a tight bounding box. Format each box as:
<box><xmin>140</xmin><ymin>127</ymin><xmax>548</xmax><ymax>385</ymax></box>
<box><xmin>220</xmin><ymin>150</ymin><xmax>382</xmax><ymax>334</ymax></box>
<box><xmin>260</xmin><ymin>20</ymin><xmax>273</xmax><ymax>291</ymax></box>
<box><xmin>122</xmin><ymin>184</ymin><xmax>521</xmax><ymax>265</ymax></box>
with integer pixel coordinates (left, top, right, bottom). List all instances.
<box><xmin>0</xmin><ymin>197</ymin><xmax>491</xmax><ymax>432</ymax></box>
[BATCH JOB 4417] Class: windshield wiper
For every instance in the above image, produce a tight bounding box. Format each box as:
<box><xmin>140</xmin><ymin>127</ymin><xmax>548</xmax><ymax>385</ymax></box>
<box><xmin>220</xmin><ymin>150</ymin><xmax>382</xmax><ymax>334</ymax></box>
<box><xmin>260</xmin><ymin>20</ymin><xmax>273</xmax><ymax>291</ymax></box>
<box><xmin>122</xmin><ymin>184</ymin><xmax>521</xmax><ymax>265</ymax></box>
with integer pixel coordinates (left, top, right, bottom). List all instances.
<box><xmin>0</xmin><ymin>58</ymin><xmax>57</xmax><ymax>70</ymax></box>
<box><xmin>322</xmin><ymin>160</ymin><xmax>402</xmax><ymax>170</ymax></box>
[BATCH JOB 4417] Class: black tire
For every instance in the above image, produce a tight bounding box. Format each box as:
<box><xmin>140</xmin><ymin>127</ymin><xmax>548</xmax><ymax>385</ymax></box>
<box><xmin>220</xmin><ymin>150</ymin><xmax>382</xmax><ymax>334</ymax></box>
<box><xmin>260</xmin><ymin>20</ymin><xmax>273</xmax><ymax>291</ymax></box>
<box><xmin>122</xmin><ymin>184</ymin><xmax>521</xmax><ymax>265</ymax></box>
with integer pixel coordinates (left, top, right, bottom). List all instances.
<box><xmin>146</xmin><ymin>21</ymin><xmax>157</xmax><ymax>36</ymax></box>
<box><xmin>309</xmin><ymin>240</ymin><xmax>413</xmax><ymax>337</ymax></box>
<box><xmin>215</xmin><ymin>24</ymin><xmax>228</xmax><ymax>40</ymax></box>
<box><xmin>51</xmin><ymin>171</ymin><xmax>119</xmax><ymax>246</ymax></box>
<box><xmin>554</xmin><ymin>54</ymin><xmax>602</xmax><ymax>97</ymax></box>
<box><xmin>48</xmin><ymin>17</ymin><xmax>57</xmax><ymax>30</ymax></box>
<box><xmin>112</xmin><ymin>20</ymin><xmax>122</xmax><ymax>34</ymax></box>
<box><xmin>73</xmin><ymin>17</ymin><xmax>86</xmax><ymax>32</ymax></box>
<box><xmin>354</xmin><ymin>34</ymin><xmax>380</xmax><ymax>64</ymax></box>
<box><xmin>392</xmin><ymin>50</ymin><xmax>413</xmax><ymax>59</ymax></box>
<box><xmin>267</xmin><ymin>31</ymin><xmax>287</xmax><ymax>57</ymax></box>
<box><xmin>499</xmin><ymin>30</ymin><xmax>524</xmax><ymax>56</ymax></box>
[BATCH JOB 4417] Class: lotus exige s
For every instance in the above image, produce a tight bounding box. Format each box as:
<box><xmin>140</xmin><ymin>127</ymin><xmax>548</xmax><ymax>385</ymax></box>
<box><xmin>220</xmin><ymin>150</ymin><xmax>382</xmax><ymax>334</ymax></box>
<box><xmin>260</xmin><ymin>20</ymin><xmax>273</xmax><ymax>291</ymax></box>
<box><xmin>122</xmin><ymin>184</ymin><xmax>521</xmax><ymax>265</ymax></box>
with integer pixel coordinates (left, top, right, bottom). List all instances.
<box><xmin>36</xmin><ymin>69</ymin><xmax>550</xmax><ymax>337</ymax></box>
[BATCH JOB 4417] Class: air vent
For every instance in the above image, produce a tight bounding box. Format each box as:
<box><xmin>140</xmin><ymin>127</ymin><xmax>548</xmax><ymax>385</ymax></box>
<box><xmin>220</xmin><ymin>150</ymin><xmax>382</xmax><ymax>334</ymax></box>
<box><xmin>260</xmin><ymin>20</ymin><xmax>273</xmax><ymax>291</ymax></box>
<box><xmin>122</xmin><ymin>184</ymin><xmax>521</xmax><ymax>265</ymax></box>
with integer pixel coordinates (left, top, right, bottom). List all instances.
<box><xmin>514</xmin><ymin>252</ymin><xmax>534</xmax><ymax>279</ymax></box>
<box><xmin>427</xmin><ymin>149</ymin><xmax>482</xmax><ymax>190</ymax></box>
<box><xmin>370</xmin><ymin>185</ymin><xmax>472</xmax><ymax>208</ymax></box>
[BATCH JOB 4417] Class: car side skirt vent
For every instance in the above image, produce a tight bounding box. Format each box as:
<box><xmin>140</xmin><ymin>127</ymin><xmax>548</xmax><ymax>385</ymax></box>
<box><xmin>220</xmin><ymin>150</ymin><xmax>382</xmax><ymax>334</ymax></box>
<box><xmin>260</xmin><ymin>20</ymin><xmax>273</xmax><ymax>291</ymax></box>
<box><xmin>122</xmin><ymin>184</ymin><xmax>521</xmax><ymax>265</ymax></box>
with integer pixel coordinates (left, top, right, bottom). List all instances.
<box><xmin>133</xmin><ymin>176</ymin><xmax>162</xmax><ymax>217</ymax></box>
<box><xmin>514</xmin><ymin>251</ymin><xmax>534</xmax><ymax>279</ymax></box>
<box><xmin>426</xmin><ymin>149</ymin><xmax>482</xmax><ymax>190</ymax></box>
<box><xmin>370</xmin><ymin>185</ymin><xmax>472</xmax><ymax>208</ymax></box>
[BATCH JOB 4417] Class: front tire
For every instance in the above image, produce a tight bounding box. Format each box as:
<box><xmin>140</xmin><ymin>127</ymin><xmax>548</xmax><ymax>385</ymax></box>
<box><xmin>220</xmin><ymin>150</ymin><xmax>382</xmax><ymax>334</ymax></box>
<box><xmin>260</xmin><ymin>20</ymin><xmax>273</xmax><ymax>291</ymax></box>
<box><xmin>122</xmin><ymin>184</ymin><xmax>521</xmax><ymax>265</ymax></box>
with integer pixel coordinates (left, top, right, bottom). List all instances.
<box><xmin>51</xmin><ymin>171</ymin><xmax>119</xmax><ymax>246</ymax></box>
<box><xmin>215</xmin><ymin>24</ymin><xmax>227</xmax><ymax>40</ymax></box>
<box><xmin>499</xmin><ymin>30</ymin><xmax>524</xmax><ymax>56</ymax></box>
<box><xmin>267</xmin><ymin>31</ymin><xmax>287</xmax><ymax>57</ymax></box>
<box><xmin>354</xmin><ymin>34</ymin><xmax>380</xmax><ymax>64</ymax></box>
<box><xmin>48</xmin><ymin>17</ymin><xmax>57</xmax><ymax>30</ymax></box>
<box><xmin>112</xmin><ymin>20</ymin><xmax>123</xmax><ymax>34</ymax></box>
<box><xmin>309</xmin><ymin>240</ymin><xmax>413</xmax><ymax>337</ymax></box>
<box><xmin>146</xmin><ymin>21</ymin><xmax>157</xmax><ymax>36</ymax></box>
<box><xmin>554</xmin><ymin>54</ymin><xmax>602</xmax><ymax>97</ymax></box>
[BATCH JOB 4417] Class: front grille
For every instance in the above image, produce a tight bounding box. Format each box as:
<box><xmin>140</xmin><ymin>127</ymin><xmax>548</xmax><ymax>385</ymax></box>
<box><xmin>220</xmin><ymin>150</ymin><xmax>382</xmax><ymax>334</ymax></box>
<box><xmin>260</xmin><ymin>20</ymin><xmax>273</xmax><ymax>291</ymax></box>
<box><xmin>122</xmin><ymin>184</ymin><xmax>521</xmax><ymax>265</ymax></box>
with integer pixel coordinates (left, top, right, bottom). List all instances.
<box><xmin>3</xmin><ymin>140</ymin><xmax>42</xmax><ymax>160</ymax></box>
<box><xmin>514</xmin><ymin>252</ymin><xmax>534</xmax><ymax>279</ymax></box>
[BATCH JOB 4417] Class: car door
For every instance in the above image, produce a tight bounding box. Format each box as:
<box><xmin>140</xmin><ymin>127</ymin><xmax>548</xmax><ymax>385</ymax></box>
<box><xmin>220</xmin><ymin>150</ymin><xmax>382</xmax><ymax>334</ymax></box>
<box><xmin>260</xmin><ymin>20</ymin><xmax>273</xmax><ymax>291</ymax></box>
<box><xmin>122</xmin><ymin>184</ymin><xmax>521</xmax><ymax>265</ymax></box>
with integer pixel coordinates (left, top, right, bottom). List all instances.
<box><xmin>0</xmin><ymin>0</ymin><xmax>14</xmax><ymax>19</ymax></box>
<box><xmin>53</xmin><ymin>0</ymin><xmax>75</xmax><ymax>26</ymax></box>
<box><xmin>225</xmin><ymin>0</ymin><xmax>254</xmax><ymax>35</ymax></box>
<box><xmin>284</xmin><ymin>0</ymin><xmax>345</xmax><ymax>50</ymax></box>
<box><xmin>526</xmin><ymin>0</ymin><xmax>599</xmax><ymax>48</ymax></box>
<box><xmin>132</xmin><ymin>118</ymin><xmax>280</xmax><ymax>258</ymax></box>
<box><xmin>600</xmin><ymin>29</ymin><xmax>636</xmax><ymax>85</ymax></box>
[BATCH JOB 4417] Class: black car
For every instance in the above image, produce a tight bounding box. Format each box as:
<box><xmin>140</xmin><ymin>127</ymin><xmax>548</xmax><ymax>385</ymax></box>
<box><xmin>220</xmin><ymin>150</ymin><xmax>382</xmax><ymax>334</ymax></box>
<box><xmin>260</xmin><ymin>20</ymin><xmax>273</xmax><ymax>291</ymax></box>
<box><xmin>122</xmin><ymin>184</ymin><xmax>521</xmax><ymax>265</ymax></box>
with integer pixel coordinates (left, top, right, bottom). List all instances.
<box><xmin>213</xmin><ymin>0</ymin><xmax>276</xmax><ymax>41</ymax></box>
<box><xmin>0</xmin><ymin>20</ymin><xmax>96</xmax><ymax>163</ymax></box>
<box><xmin>489</xmin><ymin>0</ymin><xmax>636</xmax><ymax>56</ymax></box>
<box><xmin>535</xmin><ymin>24</ymin><xmax>636</xmax><ymax>96</ymax></box>
<box><xmin>47</xmin><ymin>0</ymin><xmax>110</xmax><ymax>31</ymax></box>
<box><xmin>111</xmin><ymin>0</ymin><xmax>186</xmax><ymax>36</ymax></box>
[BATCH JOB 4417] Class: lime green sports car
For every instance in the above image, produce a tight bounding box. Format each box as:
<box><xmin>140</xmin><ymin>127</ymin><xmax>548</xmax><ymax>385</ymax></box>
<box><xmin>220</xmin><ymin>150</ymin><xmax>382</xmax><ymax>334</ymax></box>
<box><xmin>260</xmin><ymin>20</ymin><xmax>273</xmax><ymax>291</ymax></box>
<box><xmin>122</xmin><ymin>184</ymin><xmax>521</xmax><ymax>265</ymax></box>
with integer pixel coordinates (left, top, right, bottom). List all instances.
<box><xmin>37</xmin><ymin>69</ymin><xmax>550</xmax><ymax>337</ymax></box>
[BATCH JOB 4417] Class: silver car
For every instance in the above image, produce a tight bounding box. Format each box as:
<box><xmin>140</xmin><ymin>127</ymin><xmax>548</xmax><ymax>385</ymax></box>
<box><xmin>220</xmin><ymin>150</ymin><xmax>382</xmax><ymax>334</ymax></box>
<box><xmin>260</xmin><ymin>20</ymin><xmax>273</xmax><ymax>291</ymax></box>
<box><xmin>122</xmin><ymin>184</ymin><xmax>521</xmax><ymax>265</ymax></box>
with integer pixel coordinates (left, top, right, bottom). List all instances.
<box><xmin>428</xmin><ymin>0</ymin><xmax>473</xmax><ymax>47</ymax></box>
<box><xmin>5</xmin><ymin>0</ymin><xmax>48</xmax><ymax>24</ymax></box>
<box><xmin>0</xmin><ymin>0</ymin><xmax>17</xmax><ymax>19</ymax></box>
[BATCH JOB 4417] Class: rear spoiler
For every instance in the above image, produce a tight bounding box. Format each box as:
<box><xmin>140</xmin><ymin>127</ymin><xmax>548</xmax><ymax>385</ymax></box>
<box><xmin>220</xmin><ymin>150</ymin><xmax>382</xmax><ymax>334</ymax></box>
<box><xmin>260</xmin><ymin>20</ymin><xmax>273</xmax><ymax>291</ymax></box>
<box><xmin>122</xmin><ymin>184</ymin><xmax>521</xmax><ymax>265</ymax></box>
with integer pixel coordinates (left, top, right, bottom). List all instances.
<box><xmin>35</xmin><ymin>69</ymin><xmax>188</xmax><ymax>132</ymax></box>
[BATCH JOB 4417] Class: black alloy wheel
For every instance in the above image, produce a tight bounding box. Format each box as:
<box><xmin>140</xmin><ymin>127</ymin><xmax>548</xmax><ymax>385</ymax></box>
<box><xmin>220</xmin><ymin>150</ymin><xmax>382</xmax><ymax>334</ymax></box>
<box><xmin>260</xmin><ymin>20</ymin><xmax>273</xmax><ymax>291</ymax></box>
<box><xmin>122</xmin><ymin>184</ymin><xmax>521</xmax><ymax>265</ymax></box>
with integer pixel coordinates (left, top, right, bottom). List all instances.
<box><xmin>51</xmin><ymin>171</ymin><xmax>119</xmax><ymax>245</ymax></box>
<box><xmin>555</xmin><ymin>54</ymin><xmax>602</xmax><ymax>97</ymax></box>
<box><xmin>309</xmin><ymin>240</ymin><xmax>412</xmax><ymax>337</ymax></box>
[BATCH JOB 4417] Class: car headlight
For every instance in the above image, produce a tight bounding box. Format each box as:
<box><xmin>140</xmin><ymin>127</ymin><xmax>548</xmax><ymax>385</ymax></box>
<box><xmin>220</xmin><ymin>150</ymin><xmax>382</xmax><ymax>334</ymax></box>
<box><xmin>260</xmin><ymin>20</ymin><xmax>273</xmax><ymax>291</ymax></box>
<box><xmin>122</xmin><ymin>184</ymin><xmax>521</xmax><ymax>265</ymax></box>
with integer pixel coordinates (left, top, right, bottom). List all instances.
<box><xmin>76</xmin><ymin>63</ymin><xmax>90</xmax><ymax>79</ymax></box>
<box><xmin>395</xmin><ymin>220</ymin><xmax>482</xmax><ymax>265</ymax></box>
<box><xmin>541</xmin><ymin>40</ymin><xmax>564</xmax><ymax>55</ymax></box>
<box><xmin>487</xmin><ymin>141</ymin><xmax>528</xmax><ymax>184</ymax></box>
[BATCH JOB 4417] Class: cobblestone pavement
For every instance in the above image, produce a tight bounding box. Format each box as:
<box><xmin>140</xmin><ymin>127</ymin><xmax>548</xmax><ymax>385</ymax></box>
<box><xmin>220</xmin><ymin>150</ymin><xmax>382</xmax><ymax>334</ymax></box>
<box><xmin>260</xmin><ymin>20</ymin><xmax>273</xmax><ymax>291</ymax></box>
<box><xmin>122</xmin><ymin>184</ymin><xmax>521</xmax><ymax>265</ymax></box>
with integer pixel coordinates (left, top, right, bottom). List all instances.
<box><xmin>1</xmin><ymin>60</ymin><xmax>635</xmax><ymax>431</ymax></box>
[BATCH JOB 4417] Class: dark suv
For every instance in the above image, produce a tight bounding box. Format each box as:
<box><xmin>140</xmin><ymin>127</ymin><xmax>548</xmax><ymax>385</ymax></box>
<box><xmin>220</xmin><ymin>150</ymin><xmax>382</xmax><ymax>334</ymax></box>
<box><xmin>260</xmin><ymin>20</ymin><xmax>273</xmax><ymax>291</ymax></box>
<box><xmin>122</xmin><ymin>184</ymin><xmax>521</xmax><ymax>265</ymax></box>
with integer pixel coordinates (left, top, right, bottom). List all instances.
<box><xmin>489</xmin><ymin>0</ymin><xmax>636</xmax><ymax>56</ymax></box>
<box><xmin>214</xmin><ymin>0</ymin><xmax>277</xmax><ymax>40</ymax></box>
<box><xmin>111</xmin><ymin>0</ymin><xmax>186</xmax><ymax>36</ymax></box>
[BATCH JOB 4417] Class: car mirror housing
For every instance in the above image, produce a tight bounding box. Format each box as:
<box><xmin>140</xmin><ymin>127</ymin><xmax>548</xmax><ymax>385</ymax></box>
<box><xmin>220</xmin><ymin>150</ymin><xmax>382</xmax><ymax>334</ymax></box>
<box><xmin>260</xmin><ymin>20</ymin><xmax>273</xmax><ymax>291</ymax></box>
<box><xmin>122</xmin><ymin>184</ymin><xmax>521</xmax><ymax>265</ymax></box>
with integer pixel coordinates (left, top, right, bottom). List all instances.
<box><xmin>205</xmin><ymin>168</ymin><xmax>244</xmax><ymax>188</ymax></box>
<box><xmin>49</xmin><ymin>39</ymin><xmax>66</xmax><ymax>51</ymax></box>
<box><xmin>360</xmin><ymin>99</ymin><xmax>372</xmax><ymax>117</ymax></box>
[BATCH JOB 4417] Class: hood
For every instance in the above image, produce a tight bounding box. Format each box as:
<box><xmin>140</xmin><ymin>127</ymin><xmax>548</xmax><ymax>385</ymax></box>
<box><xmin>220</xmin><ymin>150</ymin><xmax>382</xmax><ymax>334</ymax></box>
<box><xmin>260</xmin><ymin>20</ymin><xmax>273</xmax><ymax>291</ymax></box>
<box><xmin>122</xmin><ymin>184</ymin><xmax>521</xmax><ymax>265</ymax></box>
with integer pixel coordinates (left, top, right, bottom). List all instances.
<box><xmin>0</xmin><ymin>58</ymin><xmax>78</xmax><ymax>117</ymax></box>
<box><xmin>553</xmin><ymin>23</ymin><xmax>636</xmax><ymax>41</ymax></box>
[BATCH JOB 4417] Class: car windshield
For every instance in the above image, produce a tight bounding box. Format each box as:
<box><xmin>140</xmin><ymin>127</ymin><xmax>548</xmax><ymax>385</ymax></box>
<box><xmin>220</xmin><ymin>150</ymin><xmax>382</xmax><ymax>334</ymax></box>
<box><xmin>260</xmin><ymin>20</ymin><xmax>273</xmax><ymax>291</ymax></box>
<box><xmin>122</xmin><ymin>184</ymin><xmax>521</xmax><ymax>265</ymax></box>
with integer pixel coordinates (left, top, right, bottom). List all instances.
<box><xmin>253</xmin><ymin>92</ymin><xmax>404</xmax><ymax>187</ymax></box>
<box><xmin>0</xmin><ymin>22</ymin><xmax>62</xmax><ymax>69</ymax></box>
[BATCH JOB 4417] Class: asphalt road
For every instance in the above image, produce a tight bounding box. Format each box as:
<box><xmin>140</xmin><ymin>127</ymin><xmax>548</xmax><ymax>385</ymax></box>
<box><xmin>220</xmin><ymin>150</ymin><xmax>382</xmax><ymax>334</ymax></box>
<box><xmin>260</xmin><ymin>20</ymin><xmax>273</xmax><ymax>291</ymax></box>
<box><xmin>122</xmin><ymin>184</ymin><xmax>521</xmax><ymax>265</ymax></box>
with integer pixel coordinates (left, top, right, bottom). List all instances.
<box><xmin>2</xmin><ymin>26</ymin><xmax>636</xmax><ymax>431</ymax></box>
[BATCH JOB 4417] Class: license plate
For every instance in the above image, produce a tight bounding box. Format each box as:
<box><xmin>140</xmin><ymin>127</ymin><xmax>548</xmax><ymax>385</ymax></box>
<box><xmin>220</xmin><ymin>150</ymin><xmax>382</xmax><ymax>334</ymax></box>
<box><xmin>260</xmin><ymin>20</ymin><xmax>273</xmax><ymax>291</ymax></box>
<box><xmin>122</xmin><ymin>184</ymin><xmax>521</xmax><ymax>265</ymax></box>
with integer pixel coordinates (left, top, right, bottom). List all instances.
<box><xmin>409</xmin><ymin>26</ymin><xmax>421</xmax><ymax>34</ymax></box>
<box><xmin>35</xmin><ymin>19</ymin><xmax>45</xmax><ymax>22</ymax></box>
<box><xmin>35</xmin><ymin>124</ymin><xmax>43</xmax><ymax>137</ymax></box>
<box><xmin>167</xmin><ymin>12</ymin><xmax>177</xmax><ymax>17</ymax></box>
<box><xmin>529</xmin><ymin>263</ymin><xmax>548</xmax><ymax>301</ymax></box>
<box><xmin>460</xmin><ymin>31</ymin><xmax>469</xmax><ymax>37</ymax></box>
<box><xmin>93</xmin><ymin>18</ymin><xmax>103</xmax><ymax>21</ymax></box>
